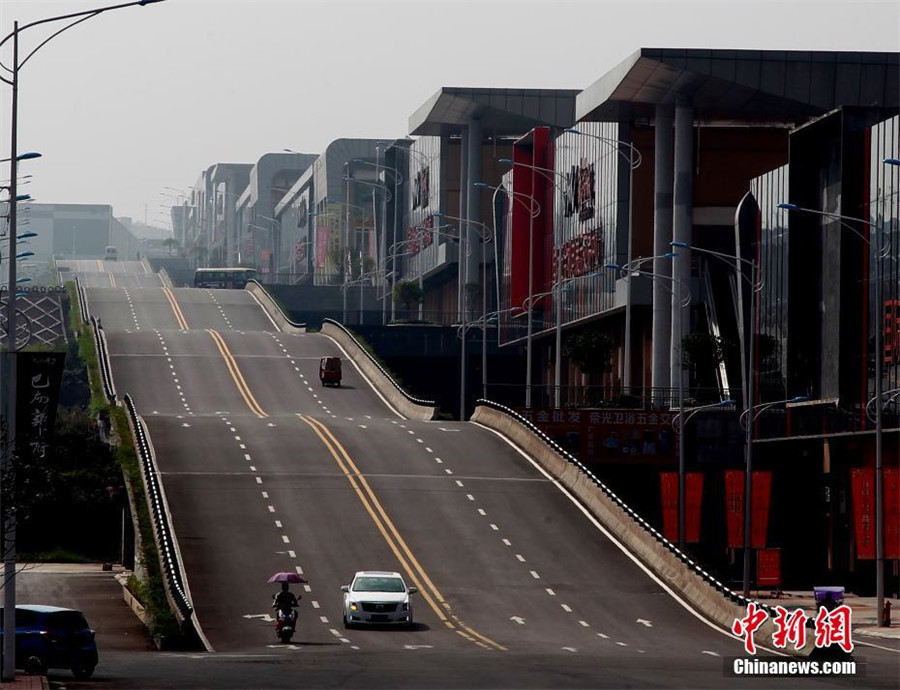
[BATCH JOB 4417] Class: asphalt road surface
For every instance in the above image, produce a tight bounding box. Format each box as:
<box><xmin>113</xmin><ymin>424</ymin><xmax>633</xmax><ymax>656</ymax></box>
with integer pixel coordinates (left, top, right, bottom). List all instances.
<box><xmin>71</xmin><ymin>276</ymin><xmax>899</xmax><ymax>689</ymax></box>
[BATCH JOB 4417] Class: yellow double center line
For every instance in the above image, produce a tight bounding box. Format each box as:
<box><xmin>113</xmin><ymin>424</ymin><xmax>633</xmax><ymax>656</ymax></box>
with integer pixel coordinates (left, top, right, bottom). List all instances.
<box><xmin>298</xmin><ymin>414</ymin><xmax>506</xmax><ymax>651</ymax></box>
<box><xmin>162</xmin><ymin>287</ymin><xmax>189</xmax><ymax>330</ymax></box>
<box><xmin>207</xmin><ymin>329</ymin><xmax>268</xmax><ymax>418</ymax></box>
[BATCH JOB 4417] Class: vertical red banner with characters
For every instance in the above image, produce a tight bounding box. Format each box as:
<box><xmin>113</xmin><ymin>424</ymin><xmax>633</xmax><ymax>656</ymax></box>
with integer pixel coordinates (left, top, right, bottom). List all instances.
<box><xmin>757</xmin><ymin>548</ymin><xmax>782</xmax><ymax>589</ymax></box>
<box><xmin>851</xmin><ymin>468</ymin><xmax>876</xmax><ymax>559</ymax></box>
<box><xmin>659</xmin><ymin>472</ymin><xmax>703</xmax><ymax>543</ymax></box>
<box><xmin>687</xmin><ymin>473</ymin><xmax>704</xmax><ymax>543</ymax></box>
<box><xmin>660</xmin><ymin>472</ymin><xmax>678</xmax><ymax>542</ymax></box>
<box><xmin>751</xmin><ymin>471</ymin><xmax>772</xmax><ymax>548</ymax></box>
<box><xmin>725</xmin><ymin>470</ymin><xmax>744</xmax><ymax>548</ymax></box>
<box><xmin>724</xmin><ymin>470</ymin><xmax>771</xmax><ymax>548</ymax></box>
<box><xmin>884</xmin><ymin>468</ymin><xmax>899</xmax><ymax>560</ymax></box>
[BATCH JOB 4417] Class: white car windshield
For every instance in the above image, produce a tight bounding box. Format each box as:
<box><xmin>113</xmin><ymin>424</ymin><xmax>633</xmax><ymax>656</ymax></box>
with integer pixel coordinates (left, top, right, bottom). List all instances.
<box><xmin>352</xmin><ymin>576</ymin><xmax>405</xmax><ymax>593</ymax></box>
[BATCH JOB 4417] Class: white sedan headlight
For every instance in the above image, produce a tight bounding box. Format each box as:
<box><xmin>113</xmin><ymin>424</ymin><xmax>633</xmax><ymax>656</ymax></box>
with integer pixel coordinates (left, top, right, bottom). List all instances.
<box><xmin>349</xmin><ymin>601</ymin><xmax>358</xmax><ymax>612</ymax></box>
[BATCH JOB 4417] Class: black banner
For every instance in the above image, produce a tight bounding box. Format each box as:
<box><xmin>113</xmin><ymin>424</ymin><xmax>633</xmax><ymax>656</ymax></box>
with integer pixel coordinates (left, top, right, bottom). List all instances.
<box><xmin>15</xmin><ymin>351</ymin><xmax>65</xmax><ymax>460</ymax></box>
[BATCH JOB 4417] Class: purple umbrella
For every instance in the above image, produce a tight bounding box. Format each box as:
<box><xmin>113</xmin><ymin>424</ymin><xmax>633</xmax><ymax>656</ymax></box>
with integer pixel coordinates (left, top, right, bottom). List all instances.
<box><xmin>267</xmin><ymin>572</ymin><xmax>308</xmax><ymax>584</ymax></box>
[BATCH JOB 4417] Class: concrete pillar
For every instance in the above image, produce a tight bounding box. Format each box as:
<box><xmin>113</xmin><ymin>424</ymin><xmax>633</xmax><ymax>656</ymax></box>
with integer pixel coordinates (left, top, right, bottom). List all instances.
<box><xmin>670</xmin><ymin>94</ymin><xmax>693</xmax><ymax>397</ymax></box>
<box><xmin>458</xmin><ymin>129</ymin><xmax>469</xmax><ymax>320</ymax></box>
<box><xmin>652</xmin><ymin>105</ymin><xmax>674</xmax><ymax>400</ymax></box>
<box><xmin>464</xmin><ymin>118</ymin><xmax>482</xmax><ymax>320</ymax></box>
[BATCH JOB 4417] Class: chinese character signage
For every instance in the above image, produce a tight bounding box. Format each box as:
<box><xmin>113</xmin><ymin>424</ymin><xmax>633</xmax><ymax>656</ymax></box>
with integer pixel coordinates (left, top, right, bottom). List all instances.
<box><xmin>15</xmin><ymin>352</ymin><xmax>65</xmax><ymax>464</ymax></box>
<box><xmin>724</xmin><ymin>470</ymin><xmax>772</xmax><ymax>548</ymax></box>
<box><xmin>563</xmin><ymin>158</ymin><xmax>595</xmax><ymax>222</ymax></box>
<box><xmin>732</xmin><ymin>602</ymin><xmax>853</xmax><ymax>655</ymax></box>
<box><xmin>851</xmin><ymin>468</ymin><xmax>875</xmax><ymax>559</ymax></box>
<box><xmin>406</xmin><ymin>216</ymin><xmax>434</xmax><ymax>255</ymax></box>
<box><xmin>884</xmin><ymin>300</ymin><xmax>900</xmax><ymax>365</ymax></box>
<box><xmin>552</xmin><ymin>227</ymin><xmax>604</xmax><ymax>282</ymax></box>
<box><xmin>660</xmin><ymin>472</ymin><xmax>704</xmax><ymax>542</ymax></box>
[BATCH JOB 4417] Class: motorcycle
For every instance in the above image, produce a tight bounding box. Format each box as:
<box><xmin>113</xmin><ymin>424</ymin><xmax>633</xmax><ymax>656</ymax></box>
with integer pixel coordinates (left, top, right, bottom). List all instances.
<box><xmin>274</xmin><ymin>605</ymin><xmax>298</xmax><ymax>643</ymax></box>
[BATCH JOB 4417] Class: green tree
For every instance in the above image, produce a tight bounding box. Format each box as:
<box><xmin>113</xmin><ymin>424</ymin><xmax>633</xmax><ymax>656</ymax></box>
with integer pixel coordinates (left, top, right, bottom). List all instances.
<box><xmin>393</xmin><ymin>280</ymin><xmax>424</xmax><ymax>312</ymax></box>
<box><xmin>562</xmin><ymin>327</ymin><xmax>614</xmax><ymax>375</ymax></box>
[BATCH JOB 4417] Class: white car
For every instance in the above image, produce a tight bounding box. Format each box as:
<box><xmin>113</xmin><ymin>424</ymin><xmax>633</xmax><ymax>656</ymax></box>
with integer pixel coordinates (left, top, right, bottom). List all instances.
<box><xmin>341</xmin><ymin>571</ymin><xmax>417</xmax><ymax>628</ymax></box>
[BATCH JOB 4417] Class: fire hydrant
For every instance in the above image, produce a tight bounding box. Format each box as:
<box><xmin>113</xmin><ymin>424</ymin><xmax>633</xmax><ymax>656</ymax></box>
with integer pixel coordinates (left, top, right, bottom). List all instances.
<box><xmin>883</xmin><ymin>600</ymin><xmax>892</xmax><ymax>627</ymax></box>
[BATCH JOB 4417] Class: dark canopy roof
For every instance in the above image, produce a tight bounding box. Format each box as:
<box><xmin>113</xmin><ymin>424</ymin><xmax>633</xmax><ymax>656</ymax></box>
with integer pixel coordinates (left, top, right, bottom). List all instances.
<box><xmin>409</xmin><ymin>87</ymin><xmax>580</xmax><ymax>136</ymax></box>
<box><xmin>577</xmin><ymin>48</ymin><xmax>900</xmax><ymax>124</ymax></box>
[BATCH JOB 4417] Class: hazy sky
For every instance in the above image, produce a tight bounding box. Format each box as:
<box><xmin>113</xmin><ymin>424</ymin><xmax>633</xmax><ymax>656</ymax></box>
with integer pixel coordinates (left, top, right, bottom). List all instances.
<box><xmin>1</xmin><ymin>0</ymin><xmax>898</xmax><ymax>229</ymax></box>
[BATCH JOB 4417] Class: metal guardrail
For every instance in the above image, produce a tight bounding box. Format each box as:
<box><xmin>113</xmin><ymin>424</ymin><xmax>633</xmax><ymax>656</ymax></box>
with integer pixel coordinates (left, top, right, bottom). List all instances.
<box><xmin>123</xmin><ymin>394</ymin><xmax>194</xmax><ymax>620</ymax></box>
<box><xmin>322</xmin><ymin>318</ymin><xmax>437</xmax><ymax>408</ymax></box>
<box><xmin>474</xmin><ymin>398</ymin><xmax>787</xmax><ymax>623</ymax></box>
<box><xmin>74</xmin><ymin>275</ymin><xmax>89</xmax><ymax>324</ymax></box>
<box><xmin>91</xmin><ymin>315</ymin><xmax>116</xmax><ymax>403</ymax></box>
<box><xmin>245</xmin><ymin>279</ymin><xmax>307</xmax><ymax>329</ymax></box>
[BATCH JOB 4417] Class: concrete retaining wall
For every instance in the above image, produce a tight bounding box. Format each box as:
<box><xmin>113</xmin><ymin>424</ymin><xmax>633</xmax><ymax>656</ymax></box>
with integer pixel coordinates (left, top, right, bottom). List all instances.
<box><xmin>321</xmin><ymin>322</ymin><xmax>437</xmax><ymax>421</ymax></box>
<box><xmin>245</xmin><ymin>281</ymin><xmax>306</xmax><ymax>334</ymax></box>
<box><xmin>471</xmin><ymin>404</ymin><xmax>817</xmax><ymax>656</ymax></box>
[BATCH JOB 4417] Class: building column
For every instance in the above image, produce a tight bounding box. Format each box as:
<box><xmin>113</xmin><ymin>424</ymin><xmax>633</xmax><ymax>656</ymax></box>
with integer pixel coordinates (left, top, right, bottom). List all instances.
<box><xmin>464</xmin><ymin>118</ymin><xmax>482</xmax><ymax>321</ymax></box>
<box><xmin>671</xmin><ymin>93</ymin><xmax>693</xmax><ymax>397</ymax></box>
<box><xmin>458</xmin><ymin>129</ymin><xmax>469</xmax><ymax>320</ymax></box>
<box><xmin>652</xmin><ymin>104</ymin><xmax>674</xmax><ymax>400</ymax></box>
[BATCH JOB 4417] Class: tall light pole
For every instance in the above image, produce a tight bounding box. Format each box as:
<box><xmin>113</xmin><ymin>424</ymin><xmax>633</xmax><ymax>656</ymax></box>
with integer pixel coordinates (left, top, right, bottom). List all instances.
<box><xmin>669</xmin><ymin>240</ymin><xmax>761</xmax><ymax>592</ymax></box>
<box><xmin>779</xmin><ymin>194</ymin><xmax>894</xmax><ymax>624</ymax></box>
<box><xmin>475</xmin><ymin>182</ymin><xmax>540</xmax><ymax>408</ymax></box>
<box><xmin>0</xmin><ymin>1</ymin><xmax>166</xmax><ymax>681</ymax></box>
<box><xmin>673</xmin><ymin>400</ymin><xmax>735</xmax><ymax>546</ymax></box>
<box><xmin>566</xmin><ymin>128</ymin><xmax>642</xmax><ymax>390</ymax></box>
<box><xmin>606</xmin><ymin>264</ymin><xmax>690</xmax><ymax>545</ymax></box>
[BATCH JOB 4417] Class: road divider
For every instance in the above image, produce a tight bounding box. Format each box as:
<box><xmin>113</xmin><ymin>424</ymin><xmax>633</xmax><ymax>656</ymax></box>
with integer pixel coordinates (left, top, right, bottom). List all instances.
<box><xmin>162</xmin><ymin>287</ymin><xmax>189</xmax><ymax>330</ymax></box>
<box><xmin>206</xmin><ymin>329</ymin><xmax>268</xmax><ymax>418</ymax></box>
<box><xmin>298</xmin><ymin>414</ymin><xmax>505</xmax><ymax>651</ymax></box>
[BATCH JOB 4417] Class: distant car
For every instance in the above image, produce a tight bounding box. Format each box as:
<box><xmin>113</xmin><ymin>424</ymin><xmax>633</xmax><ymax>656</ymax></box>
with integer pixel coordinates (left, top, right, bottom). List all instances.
<box><xmin>341</xmin><ymin>571</ymin><xmax>417</xmax><ymax>629</ymax></box>
<box><xmin>0</xmin><ymin>605</ymin><xmax>98</xmax><ymax>678</ymax></box>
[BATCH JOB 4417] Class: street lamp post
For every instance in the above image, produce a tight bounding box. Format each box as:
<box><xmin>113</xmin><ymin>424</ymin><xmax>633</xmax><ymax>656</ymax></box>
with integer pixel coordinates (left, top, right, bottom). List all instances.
<box><xmin>475</xmin><ymin>182</ymin><xmax>540</xmax><ymax>408</ymax></box>
<box><xmin>673</xmin><ymin>400</ymin><xmax>735</xmax><ymax>546</ymax></box>
<box><xmin>779</xmin><ymin>193</ymin><xmax>894</xmax><ymax>624</ymax></box>
<box><xmin>0</xmin><ymin>1</ymin><xmax>166</xmax><ymax>680</ymax></box>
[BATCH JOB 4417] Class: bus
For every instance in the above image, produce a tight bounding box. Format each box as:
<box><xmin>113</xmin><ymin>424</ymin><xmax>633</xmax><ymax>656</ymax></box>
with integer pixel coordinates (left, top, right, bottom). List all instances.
<box><xmin>104</xmin><ymin>246</ymin><xmax>117</xmax><ymax>261</ymax></box>
<box><xmin>193</xmin><ymin>267</ymin><xmax>258</xmax><ymax>289</ymax></box>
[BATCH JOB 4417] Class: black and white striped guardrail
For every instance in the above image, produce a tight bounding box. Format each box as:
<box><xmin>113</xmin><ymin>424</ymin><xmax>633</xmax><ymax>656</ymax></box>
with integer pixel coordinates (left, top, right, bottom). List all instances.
<box><xmin>474</xmin><ymin>399</ymin><xmax>785</xmax><ymax>621</ymax></box>
<box><xmin>124</xmin><ymin>394</ymin><xmax>194</xmax><ymax>620</ymax></box>
<box><xmin>245</xmin><ymin>280</ymin><xmax>307</xmax><ymax>329</ymax></box>
<box><xmin>322</xmin><ymin>318</ymin><xmax>436</xmax><ymax>407</ymax></box>
<box><xmin>91</xmin><ymin>316</ymin><xmax>116</xmax><ymax>403</ymax></box>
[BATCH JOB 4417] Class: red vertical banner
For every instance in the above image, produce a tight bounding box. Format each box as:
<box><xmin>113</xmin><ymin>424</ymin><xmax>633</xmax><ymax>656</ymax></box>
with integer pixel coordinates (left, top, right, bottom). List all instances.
<box><xmin>660</xmin><ymin>472</ymin><xmax>678</xmax><ymax>543</ymax></box>
<box><xmin>885</xmin><ymin>468</ymin><xmax>900</xmax><ymax>560</ymax></box>
<box><xmin>757</xmin><ymin>548</ymin><xmax>782</xmax><ymax>588</ymax></box>
<box><xmin>686</xmin><ymin>473</ymin><xmax>704</xmax><ymax>543</ymax></box>
<box><xmin>851</xmin><ymin>468</ymin><xmax>876</xmax><ymax>559</ymax></box>
<box><xmin>725</xmin><ymin>470</ymin><xmax>745</xmax><ymax>548</ymax></box>
<box><xmin>751</xmin><ymin>471</ymin><xmax>772</xmax><ymax>548</ymax></box>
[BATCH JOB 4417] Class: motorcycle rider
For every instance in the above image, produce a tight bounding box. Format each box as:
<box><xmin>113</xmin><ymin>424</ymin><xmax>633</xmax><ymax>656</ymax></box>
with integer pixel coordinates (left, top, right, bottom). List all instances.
<box><xmin>272</xmin><ymin>582</ymin><xmax>299</xmax><ymax>629</ymax></box>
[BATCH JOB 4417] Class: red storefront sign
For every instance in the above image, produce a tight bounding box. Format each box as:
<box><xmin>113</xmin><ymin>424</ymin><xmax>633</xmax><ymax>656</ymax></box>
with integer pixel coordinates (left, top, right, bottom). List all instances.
<box><xmin>724</xmin><ymin>470</ymin><xmax>772</xmax><ymax>549</ymax></box>
<box><xmin>884</xmin><ymin>300</ymin><xmax>900</xmax><ymax>365</ymax></box>
<box><xmin>851</xmin><ymin>468</ymin><xmax>876</xmax><ymax>559</ymax></box>
<box><xmin>551</xmin><ymin>227</ymin><xmax>605</xmax><ymax>284</ymax></box>
<box><xmin>660</xmin><ymin>472</ymin><xmax>704</xmax><ymax>543</ymax></box>
<box><xmin>886</xmin><ymin>468</ymin><xmax>900</xmax><ymax>560</ymax></box>
<box><xmin>509</xmin><ymin>127</ymin><xmax>550</xmax><ymax>309</ymax></box>
<box><xmin>406</xmin><ymin>216</ymin><xmax>434</xmax><ymax>255</ymax></box>
<box><xmin>757</xmin><ymin>548</ymin><xmax>782</xmax><ymax>588</ymax></box>
<box><xmin>518</xmin><ymin>407</ymin><xmax>678</xmax><ymax>462</ymax></box>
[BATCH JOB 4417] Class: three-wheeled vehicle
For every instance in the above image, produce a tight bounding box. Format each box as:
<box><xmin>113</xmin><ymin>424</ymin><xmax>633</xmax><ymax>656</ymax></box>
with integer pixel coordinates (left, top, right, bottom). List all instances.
<box><xmin>319</xmin><ymin>356</ymin><xmax>342</xmax><ymax>387</ymax></box>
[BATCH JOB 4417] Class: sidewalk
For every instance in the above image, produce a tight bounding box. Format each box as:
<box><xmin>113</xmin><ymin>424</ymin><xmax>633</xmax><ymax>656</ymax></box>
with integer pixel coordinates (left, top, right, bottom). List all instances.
<box><xmin>0</xmin><ymin>675</ymin><xmax>47</xmax><ymax>690</ymax></box>
<box><xmin>754</xmin><ymin>590</ymin><xmax>900</xmax><ymax>640</ymax></box>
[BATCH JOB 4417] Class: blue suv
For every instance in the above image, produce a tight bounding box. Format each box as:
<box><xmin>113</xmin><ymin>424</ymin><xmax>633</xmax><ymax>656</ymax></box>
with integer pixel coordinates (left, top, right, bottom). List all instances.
<box><xmin>0</xmin><ymin>605</ymin><xmax>98</xmax><ymax>679</ymax></box>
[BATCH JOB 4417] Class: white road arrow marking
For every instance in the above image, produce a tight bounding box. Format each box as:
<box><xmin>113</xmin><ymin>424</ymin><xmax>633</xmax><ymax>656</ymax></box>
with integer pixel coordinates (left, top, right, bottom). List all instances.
<box><xmin>509</xmin><ymin>616</ymin><xmax>526</xmax><ymax>625</ymax></box>
<box><xmin>181</xmin><ymin>423</ymin><xmax>191</xmax><ymax>428</ymax></box>
<box><xmin>438</xmin><ymin>427</ymin><xmax>460</xmax><ymax>432</ymax></box>
<box><xmin>403</xmin><ymin>644</ymin><xmax>434</xmax><ymax>650</ymax></box>
<box><xmin>562</xmin><ymin>647</ymin><xmax>578</xmax><ymax>653</ymax></box>
<box><xmin>636</xmin><ymin>618</ymin><xmax>653</xmax><ymax>627</ymax></box>
<box><xmin>701</xmin><ymin>650</ymin><xmax>721</xmax><ymax>657</ymax></box>
<box><xmin>243</xmin><ymin>613</ymin><xmax>275</xmax><ymax>622</ymax></box>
